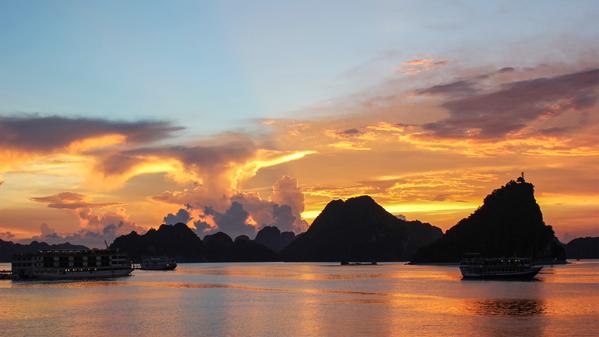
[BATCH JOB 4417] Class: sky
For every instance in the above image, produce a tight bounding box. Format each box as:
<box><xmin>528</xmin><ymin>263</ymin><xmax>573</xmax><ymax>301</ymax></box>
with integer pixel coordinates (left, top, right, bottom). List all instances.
<box><xmin>0</xmin><ymin>0</ymin><xmax>598</xmax><ymax>247</ymax></box>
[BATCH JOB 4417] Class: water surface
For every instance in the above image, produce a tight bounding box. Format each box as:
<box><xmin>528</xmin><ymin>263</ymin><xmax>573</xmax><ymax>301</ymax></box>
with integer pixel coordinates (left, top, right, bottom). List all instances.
<box><xmin>1</xmin><ymin>261</ymin><xmax>598</xmax><ymax>336</ymax></box>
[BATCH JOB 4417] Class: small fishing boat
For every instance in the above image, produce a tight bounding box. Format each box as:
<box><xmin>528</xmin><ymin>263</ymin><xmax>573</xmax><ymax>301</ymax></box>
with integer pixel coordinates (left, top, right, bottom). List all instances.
<box><xmin>140</xmin><ymin>256</ymin><xmax>177</xmax><ymax>270</ymax></box>
<box><xmin>340</xmin><ymin>261</ymin><xmax>378</xmax><ymax>266</ymax></box>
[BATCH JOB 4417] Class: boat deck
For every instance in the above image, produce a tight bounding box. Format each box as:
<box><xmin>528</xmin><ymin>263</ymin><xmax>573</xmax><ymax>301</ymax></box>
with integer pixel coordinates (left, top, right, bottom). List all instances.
<box><xmin>0</xmin><ymin>270</ymin><xmax>12</xmax><ymax>280</ymax></box>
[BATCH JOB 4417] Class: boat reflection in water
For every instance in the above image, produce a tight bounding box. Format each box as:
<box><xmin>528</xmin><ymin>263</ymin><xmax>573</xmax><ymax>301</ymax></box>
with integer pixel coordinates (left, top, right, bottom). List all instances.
<box><xmin>460</xmin><ymin>254</ymin><xmax>542</xmax><ymax>280</ymax></box>
<box><xmin>469</xmin><ymin>298</ymin><xmax>546</xmax><ymax>316</ymax></box>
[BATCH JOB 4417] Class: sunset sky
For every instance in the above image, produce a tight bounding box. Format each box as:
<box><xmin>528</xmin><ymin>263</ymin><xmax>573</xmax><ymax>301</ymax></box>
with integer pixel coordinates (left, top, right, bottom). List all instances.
<box><xmin>1</xmin><ymin>1</ymin><xmax>598</xmax><ymax>247</ymax></box>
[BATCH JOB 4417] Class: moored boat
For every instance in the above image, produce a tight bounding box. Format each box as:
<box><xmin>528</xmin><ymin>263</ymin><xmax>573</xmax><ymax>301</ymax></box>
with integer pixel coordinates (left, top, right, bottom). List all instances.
<box><xmin>140</xmin><ymin>256</ymin><xmax>177</xmax><ymax>270</ymax></box>
<box><xmin>340</xmin><ymin>261</ymin><xmax>378</xmax><ymax>266</ymax></box>
<box><xmin>11</xmin><ymin>249</ymin><xmax>133</xmax><ymax>280</ymax></box>
<box><xmin>459</xmin><ymin>255</ymin><xmax>542</xmax><ymax>280</ymax></box>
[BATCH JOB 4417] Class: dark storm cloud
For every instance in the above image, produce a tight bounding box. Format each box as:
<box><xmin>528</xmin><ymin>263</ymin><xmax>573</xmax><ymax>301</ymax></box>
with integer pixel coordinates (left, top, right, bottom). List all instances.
<box><xmin>340</xmin><ymin>128</ymin><xmax>362</xmax><ymax>136</ymax></box>
<box><xmin>192</xmin><ymin>220</ymin><xmax>212</xmax><ymax>235</ymax></box>
<box><xmin>417</xmin><ymin>80</ymin><xmax>478</xmax><ymax>96</ymax></box>
<box><xmin>537</xmin><ymin>127</ymin><xmax>572</xmax><ymax>136</ymax></box>
<box><xmin>272</xmin><ymin>204</ymin><xmax>295</xmax><ymax>231</ymax></box>
<box><xmin>204</xmin><ymin>202</ymin><xmax>255</xmax><ymax>238</ymax></box>
<box><xmin>97</xmin><ymin>136</ymin><xmax>257</xmax><ymax>177</ymax></box>
<box><xmin>163</xmin><ymin>208</ymin><xmax>192</xmax><ymax>225</ymax></box>
<box><xmin>423</xmin><ymin>68</ymin><xmax>599</xmax><ymax>138</ymax></box>
<box><xmin>0</xmin><ymin>115</ymin><xmax>181</xmax><ymax>152</ymax></box>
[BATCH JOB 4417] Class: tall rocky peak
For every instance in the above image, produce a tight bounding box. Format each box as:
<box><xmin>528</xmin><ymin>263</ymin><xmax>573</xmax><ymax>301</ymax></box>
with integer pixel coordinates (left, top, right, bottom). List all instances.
<box><xmin>282</xmin><ymin>195</ymin><xmax>442</xmax><ymax>262</ymax></box>
<box><xmin>307</xmin><ymin>196</ymin><xmax>398</xmax><ymax>235</ymax></box>
<box><xmin>412</xmin><ymin>178</ymin><xmax>566</xmax><ymax>263</ymax></box>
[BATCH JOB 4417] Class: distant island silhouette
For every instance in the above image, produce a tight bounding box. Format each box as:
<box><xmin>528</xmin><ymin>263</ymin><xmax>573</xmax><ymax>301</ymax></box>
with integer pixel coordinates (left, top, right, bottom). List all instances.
<box><xmin>565</xmin><ymin>237</ymin><xmax>599</xmax><ymax>259</ymax></box>
<box><xmin>254</xmin><ymin>226</ymin><xmax>296</xmax><ymax>253</ymax></box>
<box><xmin>110</xmin><ymin>223</ymin><xmax>204</xmax><ymax>262</ymax></box>
<box><xmin>281</xmin><ymin>195</ymin><xmax>442</xmax><ymax>261</ymax></box>
<box><xmin>1</xmin><ymin>177</ymin><xmax>593</xmax><ymax>263</ymax></box>
<box><xmin>109</xmin><ymin>223</ymin><xmax>280</xmax><ymax>262</ymax></box>
<box><xmin>411</xmin><ymin>177</ymin><xmax>566</xmax><ymax>264</ymax></box>
<box><xmin>109</xmin><ymin>196</ymin><xmax>442</xmax><ymax>262</ymax></box>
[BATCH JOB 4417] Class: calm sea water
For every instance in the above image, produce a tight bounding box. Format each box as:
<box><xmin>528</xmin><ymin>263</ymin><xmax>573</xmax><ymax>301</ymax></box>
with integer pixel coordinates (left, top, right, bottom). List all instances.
<box><xmin>0</xmin><ymin>261</ymin><xmax>598</xmax><ymax>337</ymax></box>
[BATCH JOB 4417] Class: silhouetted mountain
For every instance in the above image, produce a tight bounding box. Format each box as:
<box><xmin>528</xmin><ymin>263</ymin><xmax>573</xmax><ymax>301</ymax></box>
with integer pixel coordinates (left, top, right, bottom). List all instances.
<box><xmin>0</xmin><ymin>239</ymin><xmax>88</xmax><ymax>262</ymax></box>
<box><xmin>566</xmin><ymin>237</ymin><xmax>599</xmax><ymax>259</ymax></box>
<box><xmin>110</xmin><ymin>223</ymin><xmax>204</xmax><ymax>262</ymax></box>
<box><xmin>110</xmin><ymin>223</ymin><xmax>278</xmax><ymax>262</ymax></box>
<box><xmin>204</xmin><ymin>232</ymin><xmax>278</xmax><ymax>262</ymax></box>
<box><xmin>202</xmin><ymin>232</ymin><xmax>234</xmax><ymax>261</ymax></box>
<box><xmin>232</xmin><ymin>237</ymin><xmax>280</xmax><ymax>262</ymax></box>
<box><xmin>254</xmin><ymin>226</ymin><xmax>296</xmax><ymax>253</ymax></box>
<box><xmin>412</xmin><ymin>178</ymin><xmax>566</xmax><ymax>263</ymax></box>
<box><xmin>282</xmin><ymin>196</ymin><xmax>442</xmax><ymax>262</ymax></box>
<box><xmin>234</xmin><ymin>235</ymin><xmax>251</xmax><ymax>243</ymax></box>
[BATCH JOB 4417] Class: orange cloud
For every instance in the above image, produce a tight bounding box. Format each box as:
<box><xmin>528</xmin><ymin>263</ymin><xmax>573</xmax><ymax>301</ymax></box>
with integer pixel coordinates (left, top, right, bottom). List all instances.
<box><xmin>32</xmin><ymin>192</ymin><xmax>118</xmax><ymax>209</ymax></box>
<box><xmin>67</xmin><ymin>134</ymin><xmax>127</xmax><ymax>152</ymax></box>
<box><xmin>246</xmin><ymin>64</ymin><xmax>599</xmax><ymax>239</ymax></box>
<box><xmin>2</xmin><ymin>61</ymin><xmax>599</xmax><ymax>244</ymax></box>
<box><xmin>396</xmin><ymin>58</ymin><xmax>448</xmax><ymax>74</ymax></box>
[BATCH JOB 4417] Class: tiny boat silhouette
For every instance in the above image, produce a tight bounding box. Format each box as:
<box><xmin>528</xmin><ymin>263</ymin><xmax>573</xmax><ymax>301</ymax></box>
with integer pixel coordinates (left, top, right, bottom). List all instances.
<box><xmin>140</xmin><ymin>256</ymin><xmax>177</xmax><ymax>271</ymax></box>
<box><xmin>460</xmin><ymin>254</ymin><xmax>542</xmax><ymax>280</ymax></box>
<box><xmin>340</xmin><ymin>261</ymin><xmax>378</xmax><ymax>266</ymax></box>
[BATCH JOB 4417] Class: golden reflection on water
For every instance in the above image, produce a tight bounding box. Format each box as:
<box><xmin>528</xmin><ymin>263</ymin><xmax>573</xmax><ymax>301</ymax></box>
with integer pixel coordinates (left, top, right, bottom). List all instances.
<box><xmin>1</xmin><ymin>261</ymin><xmax>598</xmax><ymax>337</ymax></box>
<box><xmin>173</xmin><ymin>262</ymin><xmax>459</xmax><ymax>281</ymax></box>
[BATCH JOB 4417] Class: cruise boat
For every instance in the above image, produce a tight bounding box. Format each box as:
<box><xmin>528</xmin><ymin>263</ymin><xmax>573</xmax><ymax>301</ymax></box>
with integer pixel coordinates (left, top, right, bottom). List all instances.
<box><xmin>459</xmin><ymin>255</ymin><xmax>542</xmax><ymax>280</ymax></box>
<box><xmin>140</xmin><ymin>256</ymin><xmax>177</xmax><ymax>270</ymax></box>
<box><xmin>11</xmin><ymin>249</ymin><xmax>133</xmax><ymax>280</ymax></box>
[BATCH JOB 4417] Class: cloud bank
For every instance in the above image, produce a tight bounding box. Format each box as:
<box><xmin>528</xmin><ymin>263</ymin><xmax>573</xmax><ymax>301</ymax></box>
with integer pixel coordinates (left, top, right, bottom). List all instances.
<box><xmin>30</xmin><ymin>192</ymin><xmax>142</xmax><ymax>247</ymax></box>
<box><xmin>158</xmin><ymin>176</ymin><xmax>308</xmax><ymax>239</ymax></box>
<box><xmin>2</xmin><ymin>60</ymin><xmax>599</xmax><ymax>243</ymax></box>
<box><xmin>0</xmin><ymin>115</ymin><xmax>180</xmax><ymax>153</ymax></box>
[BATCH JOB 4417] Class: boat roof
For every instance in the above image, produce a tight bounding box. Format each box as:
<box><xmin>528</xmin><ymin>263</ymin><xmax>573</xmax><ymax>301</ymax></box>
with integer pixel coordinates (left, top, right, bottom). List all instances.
<box><xmin>13</xmin><ymin>248</ymin><xmax>124</xmax><ymax>257</ymax></box>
